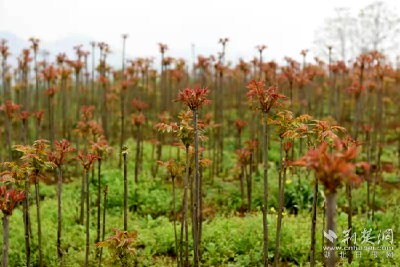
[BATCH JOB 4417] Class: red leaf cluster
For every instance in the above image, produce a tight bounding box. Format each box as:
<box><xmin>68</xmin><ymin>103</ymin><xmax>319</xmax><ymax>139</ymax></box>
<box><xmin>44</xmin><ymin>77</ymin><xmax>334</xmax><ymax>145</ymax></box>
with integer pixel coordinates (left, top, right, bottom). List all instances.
<box><xmin>235</xmin><ymin>120</ymin><xmax>248</xmax><ymax>133</ymax></box>
<box><xmin>18</xmin><ymin>111</ymin><xmax>31</xmax><ymax>122</ymax></box>
<box><xmin>43</xmin><ymin>87</ymin><xmax>58</xmax><ymax>96</ymax></box>
<box><xmin>131</xmin><ymin>98</ymin><xmax>149</xmax><ymax>112</ymax></box>
<box><xmin>41</xmin><ymin>65</ymin><xmax>59</xmax><ymax>82</ymax></box>
<box><xmin>47</xmin><ymin>139</ymin><xmax>76</xmax><ymax>167</ymax></box>
<box><xmin>73</xmin><ymin>150</ymin><xmax>100</xmax><ymax>170</ymax></box>
<box><xmin>0</xmin><ymin>186</ymin><xmax>25</xmax><ymax>215</ymax></box>
<box><xmin>158</xmin><ymin>43</ymin><xmax>169</xmax><ymax>54</ymax></box>
<box><xmin>173</xmin><ymin>86</ymin><xmax>211</xmax><ymax>110</ymax></box>
<box><xmin>0</xmin><ymin>101</ymin><xmax>22</xmax><ymax>118</ymax></box>
<box><xmin>292</xmin><ymin>138</ymin><xmax>369</xmax><ymax>193</ymax></box>
<box><xmin>91</xmin><ymin>135</ymin><xmax>113</xmax><ymax>158</ymax></box>
<box><xmin>131</xmin><ymin>113</ymin><xmax>146</xmax><ymax>126</ymax></box>
<box><xmin>246</xmin><ymin>79</ymin><xmax>287</xmax><ymax>113</ymax></box>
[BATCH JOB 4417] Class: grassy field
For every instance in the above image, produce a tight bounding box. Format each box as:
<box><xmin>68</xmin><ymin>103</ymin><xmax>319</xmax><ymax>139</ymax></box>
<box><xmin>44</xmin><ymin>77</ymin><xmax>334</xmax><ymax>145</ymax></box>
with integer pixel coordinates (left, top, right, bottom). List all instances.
<box><xmin>2</xmin><ymin>139</ymin><xmax>399</xmax><ymax>267</ymax></box>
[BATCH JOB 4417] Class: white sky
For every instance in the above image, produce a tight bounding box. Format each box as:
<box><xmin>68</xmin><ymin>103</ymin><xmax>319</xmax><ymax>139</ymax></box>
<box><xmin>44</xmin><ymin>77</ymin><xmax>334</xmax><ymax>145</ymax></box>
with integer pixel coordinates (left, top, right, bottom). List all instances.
<box><xmin>0</xmin><ymin>0</ymin><xmax>399</xmax><ymax>65</ymax></box>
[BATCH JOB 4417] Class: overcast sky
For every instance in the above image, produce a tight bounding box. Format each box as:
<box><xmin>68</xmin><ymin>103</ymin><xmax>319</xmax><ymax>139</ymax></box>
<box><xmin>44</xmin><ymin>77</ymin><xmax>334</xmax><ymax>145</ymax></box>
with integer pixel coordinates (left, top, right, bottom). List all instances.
<box><xmin>0</xmin><ymin>0</ymin><xmax>399</xmax><ymax>65</ymax></box>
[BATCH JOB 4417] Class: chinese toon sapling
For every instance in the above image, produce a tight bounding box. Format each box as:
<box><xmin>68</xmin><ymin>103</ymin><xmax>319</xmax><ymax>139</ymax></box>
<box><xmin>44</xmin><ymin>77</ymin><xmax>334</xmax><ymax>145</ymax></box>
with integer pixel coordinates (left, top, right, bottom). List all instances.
<box><xmin>372</xmin><ymin>143</ymin><xmax>383</xmax><ymax>222</ymax></box>
<box><xmin>122</xmin><ymin>145</ymin><xmax>129</xmax><ymax>231</ymax></box>
<box><xmin>33</xmin><ymin>110</ymin><xmax>44</xmax><ymax>140</ymax></box>
<box><xmin>98</xmin><ymin>184</ymin><xmax>108</xmax><ymax>267</ymax></box>
<box><xmin>0</xmin><ymin>40</ymin><xmax>11</xmax><ymax>101</ymax></box>
<box><xmin>58</xmin><ymin>65</ymin><xmax>73</xmax><ymax>139</ymax></box>
<box><xmin>234</xmin><ymin>148</ymin><xmax>250</xmax><ymax>212</ymax></box>
<box><xmin>118</xmin><ymin>80</ymin><xmax>133</xmax><ymax>169</ymax></box>
<box><xmin>0</xmin><ymin>101</ymin><xmax>22</xmax><ymax>161</ymax></box>
<box><xmin>1</xmin><ymin>161</ymin><xmax>31</xmax><ymax>265</ymax></box>
<box><xmin>173</xmin><ymin>86</ymin><xmax>211</xmax><ymax>266</ymax></box>
<box><xmin>255</xmin><ymin>45</ymin><xmax>267</xmax><ymax>78</ymax></box>
<box><xmin>18</xmin><ymin>49</ymin><xmax>32</xmax><ymax>111</ymax></box>
<box><xmin>14</xmin><ymin>140</ymin><xmax>56</xmax><ymax>267</ymax></box>
<box><xmin>283</xmin><ymin>118</ymin><xmax>346</xmax><ymax>266</ymax></box>
<box><xmin>74</xmin><ymin>151</ymin><xmax>100</xmax><ymax>267</ymax></box>
<box><xmin>18</xmin><ymin>111</ymin><xmax>31</xmax><ymax>144</ymax></box>
<box><xmin>157</xmin><ymin>159</ymin><xmax>184</xmax><ymax>267</ymax></box>
<box><xmin>0</xmin><ymin>184</ymin><xmax>26</xmax><ymax>267</ymax></box>
<box><xmin>91</xmin><ymin>135</ymin><xmax>113</xmax><ymax>244</ymax></box>
<box><xmin>47</xmin><ymin>139</ymin><xmax>76</xmax><ymax>266</ymax></box>
<box><xmin>273</xmin><ymin>141</ymin><xmax>292</xmax><ymax>266</ymax></box>
<box><xmin>41</xmin><ymin>65</ymin><xmax>59</xmax><ymax>148</ymax></box>
<box><xmin>131</xmin><ymin>98</ymin><xmax>148</xmax><ymax>185</ymax></box>
<box><xmin>155</xmin><ymin>109</ymin><xmax>208</xmax><ymax>266</ymax></box>
<box><xmin>96</xmin><ymin>228</ymin><xmax>137</xmax><ymax>267</ymax></box>
<box><xmin>235</xmin><ymin>120</ymin><xmax>248</xmax><ymax>149</ymax></box>
<box><xmin>43</xmin><ymin>87</ymin><xmax>58</xmax><ymax>148</ymax></box>
<box><xmin>29</xmin><ymin>37</ymin><xmax>40</xmax><ymax>111</ymax></box>
<box><xmin>269</xmin><ymin>110</ymin><xmax>311</xmax><ymax>267</ymax></box>
<box><xmin>74</xmin><ymin>105</ymin><xmax>96</xmax><ymax>225</ymax></box>
<box><xmin>292</xmin><ymin>139</ymin><xmax>369</xmax><ymax>267</ymax></box>
<box><xmin>244</xmin><ymin>138</ymin><xmax>257</xmax><ymax>212</ymax></box>
<box><xmin>246</xmin><ymin>79</ymin><xmax>287</xmax><ymax>267</ymax></box>
<box><xmin>158</xmin><ymin>43</ymin><xmax>169</xmax><ymax>112</ymax></box>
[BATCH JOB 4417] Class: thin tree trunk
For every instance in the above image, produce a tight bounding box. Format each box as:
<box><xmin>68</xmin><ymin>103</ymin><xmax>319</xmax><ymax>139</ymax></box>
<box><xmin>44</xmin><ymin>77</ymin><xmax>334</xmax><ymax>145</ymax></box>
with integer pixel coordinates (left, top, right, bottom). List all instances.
<box><xmin>62</xmin><ymin>80</ymin><xmax>67</xmax><ymax>139</ymax></box>
<box><xmin>183</xmin><ymin>146</ymin><xmax>190</xmax><ymax>266</ymax></box>
<box><xmin>273</xmin><ymin>139</ymin><xmax>284</xmax><ymax>267</ymax></box>
<box><xmin>299</xmin><ymin>86</ymin><xmax>304</xmax><ymax>155</ymax></box>
<box><xmin>179</xmin><ymin>195</ymin><xmax>185</xmax><ymax>267</ymax></box>
<box><xmin>321</xmin><ymin>201</ymin><xmax>326</xmax><ymax>264</ymax></box>
<box><xmin>1</xmin><ymin>214</ymin><xmax>10</xmax><ymax>267</ymax></box>
<box><xmin>24</xmin><ymin>172</ymin><xmax>31</xmax><ymax>267</ymax></box>
<box><xmin>326</xmin><ymin>192</ymin><xmax>337</xmax><ymax>267</ymax></box>
<box><xmin>75</xmin><ymin>74</ymin><xmax>80</xmax><ymax>125</ymax></box>
<box><xmin>310</xmin><ymin>178</ymin><xmax>319</xmax><ymax>267</ymax></box>
<box><xmin>172</xmin><ymin>175</ymin><xmax>179</xmax><ymax>267</ymax></box>
<box><xmin>347</xmin><ymin>95</ymin><xmax>361</xmax><ymax>263</ymax></box>
<box><xmin>37</xmin><ymin>121</ymin><xmax>41</xmax><ymax>140</ymax></box>
<box><xmin>22</xmin><ymin>121</ymin><xmax>27</xmax><ymax>145</ymax></box>
<box><xmin>240</xmin><ymin>168</ymin><xmax>245</xmax><ymax>212</ymax></box>
<box><xmin>34</xmin><ymin>53</ymin><xmax>39</xmax><ymax>111</ymax></box>
<box><xmin>262</xmin><ymin>111</ymin><xmax>269</xmax><ymax>267</ymax></box>
<box><xmin>35</xmin><ymin>176</ymin><xmax>44</xmax><ymax>267</ymax></box>
<box><xmin>193</xmin><ymin>108</ymin><xmax>200</xmax><ymax>266</ymax></box>
<box><xmin>80</xmin><ymin>169</ymin><xmax>85</xmax><ymax>225</ymax></box>
<box><xmin>99</xmin><ymin>186</ymin><xmax>108</xmax><ymax>267</ymax></box>
<box><xmin>57</xmin><ymin>167</ymin><xmax>64</xmax><ymax>266</ymax></box>
<box><xmin>91</xmin><ymin>44</ymin><xmax>95</xmax><ymax>106</ymax></box>
<box><xmin>49</xmin><ymin>96</ymin><xmax>54</xmax><ymax>149</ymax></box>
<box><xmin>372</xmin><ymin>148</ymin><xmax>381</xmax><ymax>221</ymax></box>
<box><xmin>123</xmin><ymin>153</ymin><xmax>128</xmax><ymax>231</ymax></box>
<box><xmin>134</xmin><ymin>126</ymin><xmax>140</xmax><ymax>184</ymax></box>
<box><xmin>198</xmin><ymin>140</ymin><xmax>204</xmax><ymax>260</ymax></box>
<box><xmin>347</xmin><ymin>183</ymin><xmax>353</xmax><ymax>263</ymax></box>
<box><xmin>119</xmin><ymin>90</ymin><xmax>126</xmax><ymax>169</ymax></box>
<box><xmin>96</xmin><ymin>160</ymin><xmax>102</xmax><ymax>244</ymax></box>
<box><xmin>247</xmin><ymin>153</ymin><xmax>253</xmax><ymax>212</ymax></box>
<box><xmin>101</xmin><ymin>82</ymin><xmax>109</xmax><ymax>139</ymax></box>
<box><xmin>276</xmin><ymin>160</ymin><xmax>287</xmax><ymax>266</ymax></box>
<box><xmin>8</xmin><ymin>116</ymin><xmax>12</xmax><ymax>161</ymax></box>
<box><xmin>85</xmin><ymin>171</ymin><xmax>90</xmax><ymax>267</ymax></box>
<box><xmin>218</xmin><ymin>73</ymin><xmax>224</xmax><ymax>174</ymax></box>
<box><xmin>366</xmin><ymin>131</ymin><xmax>371</xmax><ymax>220</ymax></box>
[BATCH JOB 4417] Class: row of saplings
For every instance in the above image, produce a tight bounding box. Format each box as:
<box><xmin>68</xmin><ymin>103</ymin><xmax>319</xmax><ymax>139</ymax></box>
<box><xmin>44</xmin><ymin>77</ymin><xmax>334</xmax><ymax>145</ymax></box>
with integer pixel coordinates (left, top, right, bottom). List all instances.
<box><xmin>0</xmin><ymin>80</ymin><xmax>369</xmax><ymax>267</ymax></box>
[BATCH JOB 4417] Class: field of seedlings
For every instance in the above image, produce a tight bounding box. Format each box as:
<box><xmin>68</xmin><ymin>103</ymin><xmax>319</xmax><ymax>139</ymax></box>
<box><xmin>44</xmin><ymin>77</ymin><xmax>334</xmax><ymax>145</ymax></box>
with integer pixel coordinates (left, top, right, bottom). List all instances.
<box><xmin>0</xmin><ymin>1</ymin><xmax>400</xmax><ymax>267</ymax></box>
